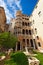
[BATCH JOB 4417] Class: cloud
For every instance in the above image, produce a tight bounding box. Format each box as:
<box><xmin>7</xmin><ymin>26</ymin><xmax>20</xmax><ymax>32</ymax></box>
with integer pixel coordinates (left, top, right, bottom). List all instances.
<box><xmin>7</xmin><ymin>0</ymin><xmax>22</xmax><ymax>16</ymax></box>
<box><xmin>0</xmin><ymin>0</ymin><xmax>13</xmax><ymax>23</ymax></box>
<box><xmin>14</xmin><ymin>0</ymin><xmax>22</xmax><ymax>10</ymax></box>
<box><xmin>7</xmin><ymin>0</ymin><xmax>22</xmax><ymax>10</ymax></box>
<box><xmin>0</xmin><ymin>0</ymin><xmax>22</xmax><ymax>23</ymax></box>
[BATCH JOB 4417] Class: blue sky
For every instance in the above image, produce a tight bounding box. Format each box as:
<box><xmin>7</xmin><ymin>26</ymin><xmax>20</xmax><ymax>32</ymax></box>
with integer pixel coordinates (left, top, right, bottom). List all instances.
<box><xmin>0</xmin><ymin>0</ymin><xmax>38</xmax><ymax>23</ymax></box>
<box><xmin>21</xmin><ymin>0</ymin><xmax>38</xmax><ymax>15</ymax></box>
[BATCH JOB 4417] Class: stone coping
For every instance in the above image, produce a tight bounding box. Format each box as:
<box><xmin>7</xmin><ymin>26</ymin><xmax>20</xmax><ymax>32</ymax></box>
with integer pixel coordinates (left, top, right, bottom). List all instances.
<box><xmin>0</xmin><ymin>56</ymin><xmax>5</xmax><ymax>61</ymax></box>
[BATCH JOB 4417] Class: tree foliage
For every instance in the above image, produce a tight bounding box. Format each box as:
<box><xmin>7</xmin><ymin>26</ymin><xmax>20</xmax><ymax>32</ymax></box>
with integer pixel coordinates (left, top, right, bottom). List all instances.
<box><xmin>0</xmin><ymin>32</ymin><xmax>18</xmax><ymax>50</ymax></box>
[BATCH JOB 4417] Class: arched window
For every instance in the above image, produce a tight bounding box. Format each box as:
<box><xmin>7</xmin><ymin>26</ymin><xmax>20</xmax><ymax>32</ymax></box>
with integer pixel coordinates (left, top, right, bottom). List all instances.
<box><xmin>23</xmin><ymin>39</ymin><xmax>25</xmax><ymax>42</ymax></box>
<box><xmin>22</xmin><ymin>22</ymin><xmax>24</xmax><ymax>26</ymax></box>
<box><xmin>38</xmin><ymin>42</ymin><xmax>41</xmax><ymax>47</ymax></box>
<box><xmin>26</xmin><ymin>29</ymin><xmax>28</xmax><ymax>34</ymax></box>
<box><xmin>28</xmin><ymin>23</ymin><xmax>30</xmax><ymax>26</ymax></box>
<box><xmin>30</xmin><ymin>39</ymin><xmax>34</xmax><ymax>47</ymax></box>
<box><xmin>29</xmin><ymin>30</ymin><xmax>31</xmax><ymax>35</ymax></box>
<box><xmin>36</xmin><ymin>36</ymin><xmax>39</xmax><ymax>39</ymax></box>
<box><xmin>28</xmin><ymin>22</ymin><xmax>32</xmax><ymax>26</ymax></box>
<box><xmin>25</xmin><ymin>22</ymin><xmax>27</xmax><ymax>26</ymax></box>
<box><xmin>27</xmin><ymin>39</ymin><xmax>29</xmax><ymax>44</ymax></box>
<box><xmin>22</xmin><ymin>29</ymin><xmax>25</xmax><ymax>34</ymax></box>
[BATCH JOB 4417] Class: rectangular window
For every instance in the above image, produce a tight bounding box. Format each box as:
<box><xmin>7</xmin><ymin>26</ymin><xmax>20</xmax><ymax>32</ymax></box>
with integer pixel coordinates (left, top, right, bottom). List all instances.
<box><xmin>23</xmin><ymin>39</ymin><xmax>25</xmax><ymax>42</ymax></box>
<box><xmin>38</xmin><ymin>42</ymin><xmax>41</xmax><ymax>47</ymax></box>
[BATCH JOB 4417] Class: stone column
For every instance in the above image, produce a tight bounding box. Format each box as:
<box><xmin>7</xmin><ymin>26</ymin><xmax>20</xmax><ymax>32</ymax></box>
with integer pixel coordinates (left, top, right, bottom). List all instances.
<box><xmin>20</xmin><ymin>41</ymin><xmax>22</xmax><ymax>51</ymax></box>
<box><xmin>29</xmin><ymin>39</ymin><xmax>31</xmax><ymax>47</ymax></box>
<box><xmin>15</xmin><ymin>43</ymin><xmax>17</xmax><ymax>51</ymax></box>
<box><xmin>33</xmin><ymin>39</ymin><xmax>36</xmax><ymax>49</ymax></box>
<box><xmin>25</xmin><ymin>38</ymin><xmax>28</xmax><ymax>52</ymax></box>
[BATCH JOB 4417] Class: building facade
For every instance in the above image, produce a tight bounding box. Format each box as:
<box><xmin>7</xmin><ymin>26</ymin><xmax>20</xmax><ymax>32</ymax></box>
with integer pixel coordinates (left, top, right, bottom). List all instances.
<box><xmin>0</xmin><ymin>7</ymin><xmax>9</xmax><ymax>32</ymax></box>
<box><xmin>30</xmin><ymin>0</ymin><xmax>43</xmax><ymax>52</ymax></box>
<box><xmin>9</xmin><ymin>11</ymin><xmax>38</xmax><ymax>51</ymax></box>
<box><xmin>35</xmin><ymin>36</ymin><xmax>43</xmax><ymax>52</ymax></box>
<box><xmin>31</xmin><ymin>0</ymin><xmax>43</xmax><ymax>39</ymax></box>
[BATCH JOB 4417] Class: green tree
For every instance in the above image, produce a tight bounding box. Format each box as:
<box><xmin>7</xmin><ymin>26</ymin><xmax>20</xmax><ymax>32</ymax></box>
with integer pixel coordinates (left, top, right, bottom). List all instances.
<box><xmin>0</xmin><ymin>32</ymin><xmax>18</xmax><ymax>50</ymax></box>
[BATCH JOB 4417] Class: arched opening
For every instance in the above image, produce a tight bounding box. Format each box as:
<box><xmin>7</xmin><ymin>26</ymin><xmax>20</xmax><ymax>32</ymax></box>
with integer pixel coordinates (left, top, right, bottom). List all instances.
<box><xmin>23</xmin><ymin>39</ymin><xmax>25</xmax><ymax>43</ymax></box>
<box><xmin>22</xmin><ymin>22</ymin><xmax>24</xmax><ymax>26</ymax></box>
<box><xmin>28</xmin><ymin>23</ymin><xmax>30</xmax><ymax>26</ymax></box>
<box><xmin>26</xmin><ymin>29</ymin><xmax>28</xmax><ymax>34</ymax></box>
<box><xmin>29</xmin><ymin>30</ymin><xmax>31</xmax><ymax>35</ymax></box>
<box><xmin>38</xmin><ymin>42</ymin><xmax>41</xmax><ymax>47</ymax></box>
<box><xmin>27</xmin><ymin>39</ymin><xmax>29</xmax><ymax>44</ymax></box>
<box><xmin>25</xmin><ymin>22</ymin><xmax>27</xmax><ymax>26</ymax></box>
<box><xmin>30</xmin><ymin>39</ymin><xmax>34</xmax><ymax>47</ymax></box>
<box><xmin>22</xmin><ymin>29</ymin><xmax>25</xmax><ymax>34</ymax></box>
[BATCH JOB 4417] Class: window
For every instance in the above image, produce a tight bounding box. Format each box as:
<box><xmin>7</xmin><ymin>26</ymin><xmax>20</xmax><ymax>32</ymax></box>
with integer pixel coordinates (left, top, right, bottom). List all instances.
<box><xmin>18</xmin><ymin>31</ymin><xmax>21</xmax><ymax>34</ymax></box>
<box><xmin>25</xmin><ymin>22</ymin><xmax>27</xmax><ymax>26</ymax></box>
<box><xmin>27</xmin><ymin>39</ymin><xmax>29</xmax><ymax>44</ymax></box>
<box><xmin>38</xmin><ymin>11</ymin><xmax>41</xmax><ymax>16</ymax></box>
<box><xmin>22</xmin><ymin>29</ymin><xmax>25</xmax><ymax>34</ymax></box>
<box><xmin>29</xmin><ymin>30</ymin><xmax>31</xmax><ymax>35</ymax></box>
<box><xmin>22</xmin><ymin>22</ymin><xmax>24</xmax><ymax>26</ymax></box>
<box><xmin>22</xmin><ymin>17</ymin><xmax>24</xmax><ymax>19</ymax></box>
<box><xmin>23</xmin><ymin>39</ymin><xmax>25</xmax><ymax>42</ymax></box>
<box><xmin>25</xmin><ymin>18</ymin><xmax>29</xmax><ymax>20</ymax></box>
<box><xmin>35</xmin><ymin>28</ymin><xmax>37</xmax><ymax>31</ymax></box>
<box><xmin>26</xmin><ymin>29</ymin><xmax>28</xmax><ymax>34</ymax></box>
<box><xmin>17</xmin><ymin>42</ymin><xmax>20</xmax><ymax>50</ymax></box>
<box><xmin>28</xmin><ymin>22</ymin><xmax>32</xmax><ymax>26</ymax></box>
<box><xmin>38</xmin><ymin>11</ymin><xmax>41</xmax><ymax>15</ymax></box>
<box><xmin>30</xmin><ymin>39</ymin><xmax>34</xmax><ymax>47</ymax></box>
<box><xmin>35</xmin><ymin>28</ymin><xmax>37</xmax><ymax>34</ymax></box>
<box><xmin>36</xmin><ymin>36</ymin><xmax>39</xmax><ymax>39</ymax></box>
<box><xmin>28</xmin><ymin>23</ymin><xmax>30</xmax><ymax>26</ymax></box>
<box><xmin>38</xmin><ymin>42</ymin><xmax>41</xmax><ymax>47</ymax></box>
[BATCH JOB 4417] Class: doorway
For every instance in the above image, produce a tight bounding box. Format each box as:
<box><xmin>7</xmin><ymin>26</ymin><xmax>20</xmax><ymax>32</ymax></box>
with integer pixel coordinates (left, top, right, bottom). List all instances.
<box><xmin>17</xmin><ymin>42</ymin><xmax>20</xmax><ymax>50</ymax></box>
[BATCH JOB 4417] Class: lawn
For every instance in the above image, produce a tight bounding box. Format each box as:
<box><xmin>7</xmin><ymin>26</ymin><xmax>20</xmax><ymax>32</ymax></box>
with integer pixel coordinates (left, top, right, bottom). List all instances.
<box><xmin>35</xmin><ymin>52</ymin><xmax>43</xmax><ymax>65</ymax></box>
<box><xmin>4</xmin><ymin>59</ymin><xmax>17</xmax><ymax>65</ymax></box>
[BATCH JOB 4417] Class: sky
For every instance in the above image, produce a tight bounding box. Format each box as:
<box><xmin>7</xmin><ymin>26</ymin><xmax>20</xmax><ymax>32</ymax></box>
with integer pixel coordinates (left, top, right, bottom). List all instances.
<box><xmin>0</xmin><ymin>0</ymin><xmax>38</xmax><ymax>23</ymax></box>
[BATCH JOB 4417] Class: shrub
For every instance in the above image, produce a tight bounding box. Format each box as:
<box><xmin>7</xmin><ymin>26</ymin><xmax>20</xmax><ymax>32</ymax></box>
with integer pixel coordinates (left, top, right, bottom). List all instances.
<box><xmin>11</xmin><ymin>51</ymin><xmax>29</xmax><ymax>65</ymax></box>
